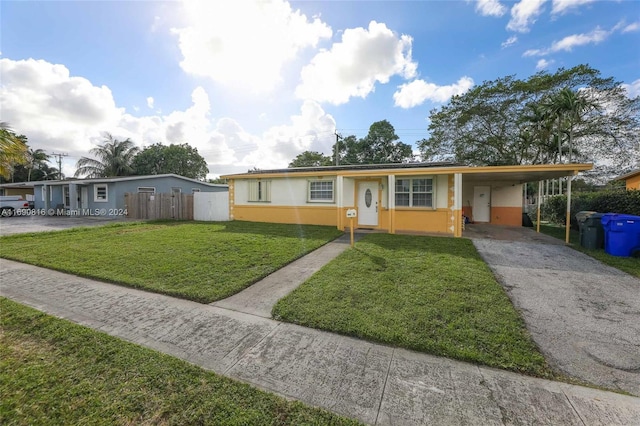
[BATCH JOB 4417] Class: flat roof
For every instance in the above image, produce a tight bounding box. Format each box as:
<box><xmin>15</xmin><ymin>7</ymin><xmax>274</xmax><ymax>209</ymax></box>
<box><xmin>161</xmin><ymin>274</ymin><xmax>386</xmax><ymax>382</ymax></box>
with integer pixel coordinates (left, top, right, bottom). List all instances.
<box><xmin>223</xmin><ymin>162</ymin><xmax>593</xmax><ymax>183</ymax></box>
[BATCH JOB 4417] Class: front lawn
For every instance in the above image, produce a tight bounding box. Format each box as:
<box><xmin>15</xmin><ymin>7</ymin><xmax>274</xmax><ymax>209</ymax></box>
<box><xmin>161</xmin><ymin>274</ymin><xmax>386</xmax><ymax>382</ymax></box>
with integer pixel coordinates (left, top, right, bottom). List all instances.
<box><xmin>538</xmin><ymin>224</ymin><xmax>640</xmax><ymax>278</ymax></box>
<box><xmin>272</xmin><ymin>234</ymin><xmax>552</xmax><ymax>377</ymax></box>
<box><xmin>0</xmin><ymin>298</ymin><xmax>359</xmax><ymax>425</ymax></box>
<box><xmin>0</xmin><ymin>221</ymin><xmax>343</xmax><ymax>303</ymax></box>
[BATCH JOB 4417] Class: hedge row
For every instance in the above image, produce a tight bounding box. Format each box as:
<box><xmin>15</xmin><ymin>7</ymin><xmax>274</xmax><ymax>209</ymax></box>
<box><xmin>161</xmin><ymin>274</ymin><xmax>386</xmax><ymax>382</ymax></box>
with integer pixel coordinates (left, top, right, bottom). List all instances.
<box><xmin>541</xmin><ymin>189</ymin><xmax>640</xmax><ymax>225</ymax></box>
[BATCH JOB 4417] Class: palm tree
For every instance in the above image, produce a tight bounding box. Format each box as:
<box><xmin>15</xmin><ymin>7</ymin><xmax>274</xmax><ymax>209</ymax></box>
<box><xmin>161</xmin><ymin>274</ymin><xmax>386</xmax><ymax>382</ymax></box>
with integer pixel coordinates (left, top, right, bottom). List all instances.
<box><xmin>0</xmin><ymin>122</ymin><xmax>28</xmax><ymax>180</ymax></box>
<box><xmin>545</xmin><ymin>88</ymin><xmax>599</xmax><ymax>163</ymax></box>
<box><xmin>75</xmin><ymin>133</ymin><xmax>139</xmax><ymax>178</ymax></box>
<box><xmin>27</xmin><ymin>148</ymin><xmax>50</xmax><ymax>181</ymax></box>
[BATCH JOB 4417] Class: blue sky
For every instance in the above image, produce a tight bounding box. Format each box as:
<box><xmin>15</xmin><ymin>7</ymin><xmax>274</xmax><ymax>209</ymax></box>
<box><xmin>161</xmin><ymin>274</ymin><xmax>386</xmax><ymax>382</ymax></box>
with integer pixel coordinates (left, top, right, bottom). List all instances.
<box><xmin>1</xmin><ymin>0</ymin><xmax>639</xmax><ymax>178</ymax></box>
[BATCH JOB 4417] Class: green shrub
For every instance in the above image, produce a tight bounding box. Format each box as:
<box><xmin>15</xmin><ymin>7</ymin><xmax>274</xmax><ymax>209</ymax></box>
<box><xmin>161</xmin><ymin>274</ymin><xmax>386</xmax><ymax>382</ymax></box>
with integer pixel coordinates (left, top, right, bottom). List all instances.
<box><xmin>541</xmin><ymin>189</ymin><xmax>640</xmax><ymax>225</ymax></box>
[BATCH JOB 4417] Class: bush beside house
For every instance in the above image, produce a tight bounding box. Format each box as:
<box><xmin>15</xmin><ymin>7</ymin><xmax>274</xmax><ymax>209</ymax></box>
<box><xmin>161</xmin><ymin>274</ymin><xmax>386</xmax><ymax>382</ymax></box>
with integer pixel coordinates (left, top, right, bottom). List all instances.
<box><xmin>542</xmin><ymin>189</ymin><xmax>640</xmax><ymax>225</ymax></box>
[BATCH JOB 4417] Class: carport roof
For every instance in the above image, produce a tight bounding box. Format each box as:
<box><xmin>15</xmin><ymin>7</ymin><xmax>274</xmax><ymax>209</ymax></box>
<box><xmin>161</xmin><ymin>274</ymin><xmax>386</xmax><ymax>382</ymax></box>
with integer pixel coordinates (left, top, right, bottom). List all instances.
<box><xmin>223</xmin><ymin>163</ymin><xmax>592</xmax><ymax>181</ymax></box>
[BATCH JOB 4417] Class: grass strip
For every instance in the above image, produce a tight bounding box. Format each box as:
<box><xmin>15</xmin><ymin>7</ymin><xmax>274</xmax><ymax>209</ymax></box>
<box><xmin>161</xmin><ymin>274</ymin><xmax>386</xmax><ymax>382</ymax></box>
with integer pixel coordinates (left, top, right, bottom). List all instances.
<box><xmin>273</xmin><ymin>233</ymin><xmax>553</xmax><ymax>378</ymax></box>
<box><xmin>0</xmin><ymin>298</ymin><xmax>360</xmax><ymax>425</ymax></box>
<box><xmin>537</xmin><ymin>224</ymin><xmax>640</xmax><ymax>278</ymax></box>
<box><xmin>0</xmin><ymin>221</ymin><xmax>343</xmax><ymax>303</ymax></box>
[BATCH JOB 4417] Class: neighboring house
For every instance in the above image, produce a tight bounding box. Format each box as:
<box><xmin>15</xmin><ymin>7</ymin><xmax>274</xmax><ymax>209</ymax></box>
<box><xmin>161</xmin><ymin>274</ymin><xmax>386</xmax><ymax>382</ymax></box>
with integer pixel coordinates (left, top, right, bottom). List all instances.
<box><xmin>222</xmin><ymin>162</ymin><xmax>592</xmax><ymax>237</ymax></box>
<box><xmin>0</xmin><ymin>181</ymin><xmax>36</xmax><ymax>201</ymax></box>
<box><xmin>32</xmin><ymin>174</ymin><xmax>227</xmax><ymax>215</ymax></box>
<box><xmin>616</xmin><ymin>169</ymin><xmax>640</xmax><ymax>190</ymax></box>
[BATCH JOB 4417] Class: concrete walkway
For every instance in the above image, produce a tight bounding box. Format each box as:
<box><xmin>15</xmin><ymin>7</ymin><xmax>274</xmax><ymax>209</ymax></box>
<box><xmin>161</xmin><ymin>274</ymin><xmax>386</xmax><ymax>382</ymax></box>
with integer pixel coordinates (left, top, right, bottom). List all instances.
<box><xmin>472</xmin><ymin>238</ymin><xmax>640</xmax><ymax>397</ymax></box>
<box><xmin>1</xmin><ymin>258</ymin><xmax>639</xmax><ymax>425</ymax></box>
<box><xmin>212</xmin><ymin>233</ymin><xmax>361</xmax><ymax>317</ymax></box>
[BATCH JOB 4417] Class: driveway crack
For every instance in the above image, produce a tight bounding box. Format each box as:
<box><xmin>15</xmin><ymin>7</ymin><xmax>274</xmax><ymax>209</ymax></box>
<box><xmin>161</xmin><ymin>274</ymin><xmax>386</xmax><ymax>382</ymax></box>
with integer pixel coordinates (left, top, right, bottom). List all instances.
<box><xmin>374</xmin><ymin>347</ymin><xmax>394</xmax><ymax>425</ymax></box>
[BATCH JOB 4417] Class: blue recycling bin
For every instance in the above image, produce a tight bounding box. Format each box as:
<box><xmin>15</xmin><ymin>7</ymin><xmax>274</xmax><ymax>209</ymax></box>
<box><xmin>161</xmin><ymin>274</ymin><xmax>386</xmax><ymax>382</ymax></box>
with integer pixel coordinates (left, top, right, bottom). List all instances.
<box><xmin>601</xmin><ymin>213</ymin><xmax>640</xmax><ymax>257</ymax></box>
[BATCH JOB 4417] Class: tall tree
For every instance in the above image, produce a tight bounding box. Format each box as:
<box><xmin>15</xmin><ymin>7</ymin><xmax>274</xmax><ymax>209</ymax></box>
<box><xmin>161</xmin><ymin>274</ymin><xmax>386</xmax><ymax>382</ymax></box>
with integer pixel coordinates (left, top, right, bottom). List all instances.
<box><xmin>288</xmin><ymin>151</ymin><xmax>332</xmax><ymax>167</ymax></box>
<box><xmin>418</xmin><ymin>65</ymin><xmax>640</xmax><ymax>180</ymax></box>
<box><xmin>75</xmin><ymin>133</ymin><xmax>139</xmax><ymax>178</ymax></box>
<box><xmin>26</xmin><ymin>148</ymin><xmax>51</xmax><ymax>181</ymax></box>
<box><xmin>545</xmin><ymin>87</ymin><xmax>599</xmax><ymax>163</ymax></box>
<box><xmin>333</xmin><ymin>120</ymin><xmax>413</xmax><ymax>165</ymax></box>
<box><xmin>132</xmin><ymin>143</ymin><xmax>209</xmax><ymax>180</ymax></box>
<box><xmin>0</xmin><ymin>123</ymin><xmax>28</xmax><ymax>180</ymax></box>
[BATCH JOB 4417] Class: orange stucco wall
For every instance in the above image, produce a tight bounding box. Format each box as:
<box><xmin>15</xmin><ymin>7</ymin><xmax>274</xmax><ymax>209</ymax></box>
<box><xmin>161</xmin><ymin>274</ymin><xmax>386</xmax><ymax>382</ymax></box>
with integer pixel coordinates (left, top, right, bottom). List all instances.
<box><xmin>232</xmin><ymin>204</ymin><xmax>337</xmax><ymax>226</ymax></box>
<box><xmin>491</xmin><ymin>206</ymin><xmax>522</xmax><ymax>226</ymax></box>
<box><xmin>626</xmin><ymin>175</ymin><xmax>640</xmax><ymax>190</ymax></box>
<box><xmin>393</xmin><ymin>209</ymin><xmax>450</xmax><ymax>234</ymax></box>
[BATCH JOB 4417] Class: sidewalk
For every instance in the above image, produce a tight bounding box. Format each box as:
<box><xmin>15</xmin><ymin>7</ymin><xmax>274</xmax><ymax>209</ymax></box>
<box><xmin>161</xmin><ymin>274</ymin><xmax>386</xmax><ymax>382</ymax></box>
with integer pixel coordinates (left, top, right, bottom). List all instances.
<box><xmin>212</xmin><ymin>233</ymin><xmax>361</xmax><ymax>317</ymax></box>
<box><xmin>2</xmin><ymin>256</ymin><xmax>639</xmax><ymax>425</ymax></box>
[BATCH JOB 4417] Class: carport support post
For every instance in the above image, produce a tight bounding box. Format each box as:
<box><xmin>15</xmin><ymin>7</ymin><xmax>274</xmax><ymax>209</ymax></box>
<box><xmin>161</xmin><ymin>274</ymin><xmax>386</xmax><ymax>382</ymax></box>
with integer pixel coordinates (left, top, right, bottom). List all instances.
<box><xmin>454</xmin><ymin>173</ymin><xmax>462</xmax><ymax>237</ymax></box>
<box><xmin>536</xmin><ymin>180</ymin><xmax>542</xmax><ymax>233</ymax></box>
<box><xmin>565</xmin><ymin>173</ymin><xmax>573</xmax><ymax>244</ymax></box>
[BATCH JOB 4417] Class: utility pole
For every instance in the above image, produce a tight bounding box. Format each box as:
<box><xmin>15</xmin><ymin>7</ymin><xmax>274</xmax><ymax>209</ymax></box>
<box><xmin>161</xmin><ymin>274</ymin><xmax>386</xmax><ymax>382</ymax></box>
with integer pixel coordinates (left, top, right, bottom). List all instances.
<box><xmin>50</xmin><ymin>152</ymin><xmax>68</xmax><ymax>180</ymax></box>
<box><xmin>335</xmin><ymin>131</ymin><xmax>342</xmax><ymax>166</ymax></box>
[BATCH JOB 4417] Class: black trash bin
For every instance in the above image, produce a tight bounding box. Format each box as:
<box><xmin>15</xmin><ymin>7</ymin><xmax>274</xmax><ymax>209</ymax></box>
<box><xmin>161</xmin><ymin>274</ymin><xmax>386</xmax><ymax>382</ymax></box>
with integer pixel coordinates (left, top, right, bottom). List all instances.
<box><xmin>581</xmin><ymin>212</ymin><xmax>605</xmax><ymax>249</ymax></box>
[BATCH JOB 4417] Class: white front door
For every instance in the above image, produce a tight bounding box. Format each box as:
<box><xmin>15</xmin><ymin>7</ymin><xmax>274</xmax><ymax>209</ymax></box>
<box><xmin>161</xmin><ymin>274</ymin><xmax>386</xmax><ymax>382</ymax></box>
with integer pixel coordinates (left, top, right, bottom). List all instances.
<box><xmin>80</xmin><ymin>187</ymin><xmax>88</xmax><ymax>209</ymax></box>
<box><xmin>473</xmin><ymin>186</ymin><xmax>491</xmax><ymax>222</ymax></box>
<box><xmin>357</xmin><ymin>181</ymin><xmax>379</xmax><ymax>227</ymax></box>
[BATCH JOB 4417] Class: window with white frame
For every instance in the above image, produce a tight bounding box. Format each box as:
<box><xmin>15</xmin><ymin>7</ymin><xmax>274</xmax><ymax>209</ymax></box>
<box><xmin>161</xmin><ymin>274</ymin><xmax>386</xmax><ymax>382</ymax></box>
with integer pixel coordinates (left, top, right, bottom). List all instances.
<box><xmin>395</xmin><ymin>177</ymin><xmax>434</xmax><ymax>208</ymax></box>
<box><xmin>63</xmin><ymin>186</ymin><xmax>70</xmax><ymax>207</ymax></box>
<box><xmin>137</xmin><ymin>187</ymin><xmax>156</xmax><ymax>194</ymax></box>
<box><xmin>94</xmin><ymin>184</ymin><xmax>108</xmax><ymax>202</ymax></box>
<box><xmin>41</xmin><ymin>186</ymin><xmax>46</xmax><ymax>202</ymax></box>
<box><xmin>248</xmin><ymin>180</ymin><xmax>271</xmax><ymax>202</ymax></box>
<box><xmin>308</xmin><ymin>180</ymin><xmax>334</xmax><ymax>202</ymax></box>
<box><xmin>171</xmin><ymin>187</ymin><xmax>181</xmax><ymax>194</ymax></box>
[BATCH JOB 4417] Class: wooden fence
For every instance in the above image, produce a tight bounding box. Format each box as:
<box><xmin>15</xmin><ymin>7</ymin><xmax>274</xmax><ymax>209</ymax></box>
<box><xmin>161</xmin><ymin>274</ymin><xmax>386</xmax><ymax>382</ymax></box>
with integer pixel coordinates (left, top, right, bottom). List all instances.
<box><xmin>125</xmin><ymin>193</ymin><xmax>194</xmax><ymax>220</ymax></box>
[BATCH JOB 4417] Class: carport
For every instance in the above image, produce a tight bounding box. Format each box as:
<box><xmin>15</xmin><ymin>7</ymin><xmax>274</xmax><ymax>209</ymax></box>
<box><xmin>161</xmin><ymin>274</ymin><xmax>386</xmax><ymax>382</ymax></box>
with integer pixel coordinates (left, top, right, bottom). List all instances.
<box><xmin>458</xmin><ymin>163</ymin><xmax>592</xmax><ymax>243</ymax></box>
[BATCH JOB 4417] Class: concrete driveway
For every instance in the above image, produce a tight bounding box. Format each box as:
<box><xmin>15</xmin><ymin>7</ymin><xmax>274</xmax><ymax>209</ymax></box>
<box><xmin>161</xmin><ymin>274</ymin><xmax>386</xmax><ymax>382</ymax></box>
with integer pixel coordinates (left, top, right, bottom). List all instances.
<box><xmin>471</xmin><ymin>234</ymin><xmax>640</xmax><ymax>396</ymax></box>
<box><xmin>0</xmin><ymin>215</ymin><xmax>133</xmax><ymax>236</ymax></box>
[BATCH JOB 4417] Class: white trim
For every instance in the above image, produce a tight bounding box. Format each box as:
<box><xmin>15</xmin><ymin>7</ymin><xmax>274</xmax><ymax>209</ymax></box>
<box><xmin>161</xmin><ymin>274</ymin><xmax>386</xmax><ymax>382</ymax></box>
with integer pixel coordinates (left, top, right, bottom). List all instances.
<box><xmin>94</xmin><ymin>184</ymin><xmax>108</xmax><ymax>202</ymax></box>
<box><xmin>454</xmin><ymin>173</ymin><xmax>462</xmax><ymax>210</ymax></box>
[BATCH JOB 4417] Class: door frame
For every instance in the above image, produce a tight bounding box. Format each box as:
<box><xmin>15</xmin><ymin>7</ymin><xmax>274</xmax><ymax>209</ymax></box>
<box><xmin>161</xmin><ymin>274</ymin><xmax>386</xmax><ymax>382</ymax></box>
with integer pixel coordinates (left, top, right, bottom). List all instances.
<box><xmin>355</xmin><ymin>179</ymin><xmax>382</xmax><ymax>228</ymax></box>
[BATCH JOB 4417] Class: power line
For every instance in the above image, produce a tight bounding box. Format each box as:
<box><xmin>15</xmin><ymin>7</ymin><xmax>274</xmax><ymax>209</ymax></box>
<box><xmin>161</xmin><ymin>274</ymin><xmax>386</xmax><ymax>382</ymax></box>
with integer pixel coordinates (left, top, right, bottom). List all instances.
<box><xmin>50</xmin><ymin>152</ymin><xmax>68</xmax><ymax>180</ymax></box>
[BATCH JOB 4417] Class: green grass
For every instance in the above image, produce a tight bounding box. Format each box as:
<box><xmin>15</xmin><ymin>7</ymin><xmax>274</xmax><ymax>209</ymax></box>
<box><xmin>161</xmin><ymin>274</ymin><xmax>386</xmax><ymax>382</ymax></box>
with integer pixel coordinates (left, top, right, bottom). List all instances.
<box><xmin>538</xmin><ymin>224</ymin><xmax>640</xmax><ymax>278</ymax></box>
<box><xmin>0</xmin><ymin>221</ymin><xmax>343</xmax><ymax>303</ymax></box>
<box><xmin>0</xmin><ymin>298</ymin><xmax>360</xmax><ymax>425</ymax></box>
<box><xmin>272</xmin><ymin>233</ymin><xmax>553</xmax><ymax>378</ymax></box>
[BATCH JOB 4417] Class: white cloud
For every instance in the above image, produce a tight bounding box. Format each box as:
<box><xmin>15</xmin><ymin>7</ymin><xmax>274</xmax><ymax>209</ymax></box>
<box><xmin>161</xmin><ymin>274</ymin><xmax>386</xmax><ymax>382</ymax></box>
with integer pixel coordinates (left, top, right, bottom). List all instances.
<box><xmin>146</xmin><ymin>96</ymin><xmax>154</xmax><ymax>109</ymax></box>
<box><xmin>474</xmin><ymin>0</ymin><xmax>507</xmax><ymax>17</ymax></box>
<box><xmin>523</xmin><ymin>26</ymin><xmax>608</xmax><ymax>56</ymax></box>
<box><xmin>393</xmin><ymin>77</ymin><xmax>474</xmax><ymax>108</ymax></box>
<box><xmin>0</xmin><ymin>57</ymin><xmax>336</xmax><ymax>178</ymax></box>
<box><xmin>501</xmin><ymin>35</ymin><xmax>518</xmax><ymax>48</ymax></box>
<box><xmin>0</xmin><ymin>58</ymin><xmax>123</xmax><ymax>162</ymax></box>
<box><xmin>507</xmin><ymin>0</ymin><xmax>547</xmax><ymax>33</ymax></box>
<box><xmin>295</xmin><ymin>21</ymin><xmax>417</xmax><ymax>105</ymax></box>
<box><xmin>242</xmin><ymin>100</ymin><xmax>336</xmax><ymax>169</ymax></box>
<box><xmin>552</xmin><ymin>27</ymin><xmax>608</xmax><ymax>51</ymax></box>
<box><xmin>172</xmin><ymin>0</ymin><xmax>332</xmax><ymax>93</ymax></box>
<box><xmin>551</xmin><ymin>0</ymin><xmax>596</xmax><ymax>15</ymax></box>
<box><xmin>535</xmin><ymin>58</ymin><xmax>554</xmax><ymax>69</ymax></box>
<box><xmin>622</xmin><ymin>79</ymin><xmax>640</xmax><ymax>99</ymax></box>
<box><xmin>622</xmin><ymin>22</ymin><xmax>640</xmax><ymax>33</ymax></box>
